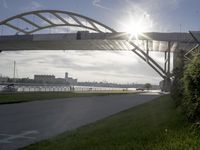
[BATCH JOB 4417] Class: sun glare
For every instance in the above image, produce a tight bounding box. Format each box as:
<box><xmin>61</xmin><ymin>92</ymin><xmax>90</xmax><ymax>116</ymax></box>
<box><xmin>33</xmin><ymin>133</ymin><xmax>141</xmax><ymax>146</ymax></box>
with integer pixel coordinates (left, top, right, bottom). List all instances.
<box><xmin>120</xmin><ymin>12</ymin><xmax>153</xmax><ymax>40</ymax></box>
<box><xmin>125</xmin><ymin>21</ymin><xmax>146</xmax><ymax>40</ymax></box>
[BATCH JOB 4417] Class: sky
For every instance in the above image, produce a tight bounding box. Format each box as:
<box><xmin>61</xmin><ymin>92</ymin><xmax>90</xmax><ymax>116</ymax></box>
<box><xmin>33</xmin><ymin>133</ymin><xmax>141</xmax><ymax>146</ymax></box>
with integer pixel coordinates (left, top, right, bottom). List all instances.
<box><xmin>0</xmin><ymin>0</ymin><xmax>200</xmax><ymax>84</ymax></box>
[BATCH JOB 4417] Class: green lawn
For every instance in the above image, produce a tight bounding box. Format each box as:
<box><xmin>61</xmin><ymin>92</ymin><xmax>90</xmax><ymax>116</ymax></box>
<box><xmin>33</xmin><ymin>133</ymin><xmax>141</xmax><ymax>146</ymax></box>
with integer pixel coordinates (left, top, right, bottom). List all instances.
<box><xmin>0</xmin><ymin>92</ymin><xmax>132</xmax><ymax>104</ymax></box>
<box><xmin>22</xmin><ymin>95</ymin><xmax>200</xmax><ymax>150</ymax></box>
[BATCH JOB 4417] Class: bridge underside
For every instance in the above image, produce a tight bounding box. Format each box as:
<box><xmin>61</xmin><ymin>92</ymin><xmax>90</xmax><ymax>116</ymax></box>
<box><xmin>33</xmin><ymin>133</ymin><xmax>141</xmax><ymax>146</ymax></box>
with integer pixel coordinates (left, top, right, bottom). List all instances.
<box><xmin>0</xmin><ymin>32</ymin><xmax>198</xmax><ymax>51</ymax></box>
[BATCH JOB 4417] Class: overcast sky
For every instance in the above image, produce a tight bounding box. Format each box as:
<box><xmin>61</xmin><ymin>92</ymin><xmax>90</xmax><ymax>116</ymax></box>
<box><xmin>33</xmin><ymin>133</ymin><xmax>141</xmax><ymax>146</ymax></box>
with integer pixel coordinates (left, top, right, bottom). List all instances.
<box><xmin>0</xmin><ymin>0</ymin><xmax>199</xmax><ymax>84</ymax></box>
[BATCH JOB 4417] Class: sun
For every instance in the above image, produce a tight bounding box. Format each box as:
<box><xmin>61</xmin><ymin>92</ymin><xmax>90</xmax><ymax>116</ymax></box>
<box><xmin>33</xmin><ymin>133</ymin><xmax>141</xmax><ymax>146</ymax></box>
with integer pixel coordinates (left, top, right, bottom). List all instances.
<box><xmin>120</xmin><ymin>12</ymin><xmax>152</xmax><ymax>40</ymax></box>
<box><xmin>125</xmin><ymin>21</ymin><xmax>146</xmax><ymax>40</ymax></box>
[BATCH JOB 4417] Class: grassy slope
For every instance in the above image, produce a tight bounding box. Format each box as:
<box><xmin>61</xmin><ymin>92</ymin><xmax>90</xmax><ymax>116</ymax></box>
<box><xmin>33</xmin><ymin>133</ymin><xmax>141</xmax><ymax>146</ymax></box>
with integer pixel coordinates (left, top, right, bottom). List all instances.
<box><xmin>0</xmin><ymin>92</ymin><xmax>131</xmax><ymax>104</ymax></box>
<box><xmin>22</xmin><ymin>95</ymin><xmax>200</xmax><ymax>150</ymax></box>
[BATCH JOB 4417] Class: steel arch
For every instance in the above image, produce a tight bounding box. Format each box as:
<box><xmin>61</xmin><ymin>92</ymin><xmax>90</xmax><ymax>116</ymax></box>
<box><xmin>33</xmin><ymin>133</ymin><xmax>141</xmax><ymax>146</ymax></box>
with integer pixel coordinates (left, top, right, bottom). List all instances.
<box><xmin>0</xmin><ymin>10</ymin><xmax>116</xmax><ymax>34</ymax></box>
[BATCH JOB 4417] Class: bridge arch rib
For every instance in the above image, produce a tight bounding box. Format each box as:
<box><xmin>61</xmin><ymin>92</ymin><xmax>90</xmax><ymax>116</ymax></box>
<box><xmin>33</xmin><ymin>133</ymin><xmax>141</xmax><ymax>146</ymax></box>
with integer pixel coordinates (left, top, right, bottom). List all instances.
<box><xmin>0</xmin><ymin>10</ymin><xmax>116</xmax><ymax>34</ymax></box>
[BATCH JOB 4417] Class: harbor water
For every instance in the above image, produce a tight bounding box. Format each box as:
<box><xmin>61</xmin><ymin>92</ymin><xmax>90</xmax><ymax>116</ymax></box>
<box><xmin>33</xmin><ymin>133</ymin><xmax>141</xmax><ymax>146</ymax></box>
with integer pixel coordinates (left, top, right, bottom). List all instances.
<box><xmin>0</xmin><ymin>85</ymin><xmax>135</xmax><ymax>92</ymax></box>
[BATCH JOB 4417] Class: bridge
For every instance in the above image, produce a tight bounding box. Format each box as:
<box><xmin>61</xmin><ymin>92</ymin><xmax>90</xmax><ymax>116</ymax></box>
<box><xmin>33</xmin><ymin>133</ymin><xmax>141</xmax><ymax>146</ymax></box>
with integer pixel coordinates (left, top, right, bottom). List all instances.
<box><xmin>0</xmin><ymin>10</ymin><xmax>200</xmax><ymax>91</ymax></box>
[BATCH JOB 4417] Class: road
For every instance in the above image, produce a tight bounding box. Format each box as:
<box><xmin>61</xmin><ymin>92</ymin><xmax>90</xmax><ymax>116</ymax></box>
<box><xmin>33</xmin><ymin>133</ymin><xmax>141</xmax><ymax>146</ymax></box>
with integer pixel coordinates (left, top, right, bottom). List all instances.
<box><xmin>0</xmin><ymin>93</ymin><xmax>160</xmax><ymax>150</ymax></box>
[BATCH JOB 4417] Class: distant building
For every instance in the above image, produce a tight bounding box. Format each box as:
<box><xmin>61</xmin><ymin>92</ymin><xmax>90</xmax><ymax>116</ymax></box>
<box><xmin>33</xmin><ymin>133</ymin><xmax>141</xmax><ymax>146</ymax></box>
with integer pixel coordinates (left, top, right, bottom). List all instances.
<box><xmin>65</xmin><ymin>72</ymin><xmax>68</xmax><ymax>79</ymax></box>
<box><xmin>66</xmin><ymin>77</ymin><xmax>77</xmax><ymax>85</ymax></box>
<box><xmin>34</xmin><ymin>75</ymin><xmax>55</xmax><ymax>83</ymax></box>
<box><xmin>33</xmin><ymin>73</ymin><xmax>77</xmax><ymax>85</ymax></box>
<box><xmin>55</xmin><ymin>78</ymin><xmax>66</xmax><ymax>84</ymax></box>
<box><xmin>0</xmin><ymin>77</ymin><xmax>8</xmax><ymax>83</ymax></box>
<box><xmin>65</xmin><ymin>72</ymin><xmax>77</xmax><ymax>85</ymax></box>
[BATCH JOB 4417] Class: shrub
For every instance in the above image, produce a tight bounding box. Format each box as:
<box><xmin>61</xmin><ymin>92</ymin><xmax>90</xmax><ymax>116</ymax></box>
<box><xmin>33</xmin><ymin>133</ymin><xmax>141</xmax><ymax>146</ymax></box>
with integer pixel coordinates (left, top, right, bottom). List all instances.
<box><xmin>171</xmin><ymin>51</ymin><xmax>185</xmax><ymax>107</ymax></box>
<box><xmin>183</xmin><ymin>54</ymin><xmax>200</xmax><ymax>121</ymax></box>
<box><xmin>171</xmin><ymin>68</ymin><xmax>184</xmax><ymax>106</ymax></box>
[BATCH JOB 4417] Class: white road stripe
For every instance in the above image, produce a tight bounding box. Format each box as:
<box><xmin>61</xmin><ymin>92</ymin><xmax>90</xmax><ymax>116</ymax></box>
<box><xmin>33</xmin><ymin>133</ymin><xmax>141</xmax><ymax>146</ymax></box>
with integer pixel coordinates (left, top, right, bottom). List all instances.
<box><xmin>0</xmin><ymin>130</ymin><xmax>39</xmax><ymax>144</ymax></box>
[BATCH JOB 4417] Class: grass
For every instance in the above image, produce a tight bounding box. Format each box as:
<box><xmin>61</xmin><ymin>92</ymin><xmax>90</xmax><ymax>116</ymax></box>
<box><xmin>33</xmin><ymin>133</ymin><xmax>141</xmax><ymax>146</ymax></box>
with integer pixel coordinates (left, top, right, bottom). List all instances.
<box><xmin>22</xmin><ymin>95</ymin><xmax>200</xmax><ymax>150</ymax></box>
<box><xmin>0</xmin><ymin>91</ymin><xmax>133</xmax><ymax>104</ymax></box>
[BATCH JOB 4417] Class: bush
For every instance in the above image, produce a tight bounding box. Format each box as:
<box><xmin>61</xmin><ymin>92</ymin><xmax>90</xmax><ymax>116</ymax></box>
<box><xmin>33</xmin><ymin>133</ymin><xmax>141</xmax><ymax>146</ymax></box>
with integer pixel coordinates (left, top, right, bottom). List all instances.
<box><xmin>171</xmin><ymin>51</ymin><xmax>185</xmax><ymax>107</ymax></box>
<box><xmin>171</xmin><ymin>68</ymin><xmax>184</xmax><ymax>106</ymax></box>
<box><xmin>183</xmin><ymin>54</ymin><xmax>200</xmax><ymax>121</ymax></box>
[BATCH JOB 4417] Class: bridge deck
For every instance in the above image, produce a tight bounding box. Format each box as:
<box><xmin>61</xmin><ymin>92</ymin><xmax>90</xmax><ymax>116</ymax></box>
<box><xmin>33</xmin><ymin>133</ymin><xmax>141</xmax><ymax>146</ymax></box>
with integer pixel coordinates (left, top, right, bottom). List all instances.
<box><xmin>0</xmin><ymin>32</ymin><xmax>198</xmax><ymax>52</ymax></box>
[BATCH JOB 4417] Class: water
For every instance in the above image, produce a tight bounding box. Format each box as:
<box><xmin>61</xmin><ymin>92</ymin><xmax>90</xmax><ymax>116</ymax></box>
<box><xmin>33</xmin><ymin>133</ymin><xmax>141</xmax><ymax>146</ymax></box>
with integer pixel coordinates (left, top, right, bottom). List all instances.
<box><xmin>0</xmin><ymin>85</ymin><xmax>135</xmax><ymax>92</ymax></box>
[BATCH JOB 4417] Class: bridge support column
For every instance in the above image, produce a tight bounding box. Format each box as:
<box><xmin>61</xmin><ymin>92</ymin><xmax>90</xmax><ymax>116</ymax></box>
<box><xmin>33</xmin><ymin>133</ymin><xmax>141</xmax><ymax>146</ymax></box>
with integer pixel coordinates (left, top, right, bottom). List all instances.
<box><xmin>160</xmin><ymin>42</ymin><xmax>172</xmax><ymax>92</ymax></box>
<box><xmin>173</xmin><ymin>50</ymin><xmax>184</xmax><ymax>70</ymax></box>
<box><xmin>129</xmin><ymin>40</ymin><xmax>173</xmax><ymax>92</ymax></box>
<box><xmin>162</xmin><ymin>77</ymin><xmax>171</xmax><ymax>92</ymax></box>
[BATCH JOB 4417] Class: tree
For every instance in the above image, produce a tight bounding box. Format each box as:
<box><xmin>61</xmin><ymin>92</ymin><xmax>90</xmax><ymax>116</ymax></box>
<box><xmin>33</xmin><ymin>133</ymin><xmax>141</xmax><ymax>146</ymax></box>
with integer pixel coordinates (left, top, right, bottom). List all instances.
<box><xmin>171</xmin><ymin>51</ymin><xmax>185</xmax><ymax>107</ymax></box>
<box><xmin>183</xmin><ymin>54</ymin><xmax>200</xmax><ymax>122</ymax></box>
<box><xmin>144</xmin><ymin>83</ymin><xmax>152</xmax><ymax>90</ymax></box>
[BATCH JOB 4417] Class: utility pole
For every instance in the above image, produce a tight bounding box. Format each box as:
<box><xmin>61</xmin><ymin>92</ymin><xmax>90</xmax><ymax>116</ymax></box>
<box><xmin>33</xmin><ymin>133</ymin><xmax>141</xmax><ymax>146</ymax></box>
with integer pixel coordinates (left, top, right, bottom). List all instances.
<box><xmin>13</xmin><ymin>60</ymin><xmax>16</xmax><ymax>81</ymax></box>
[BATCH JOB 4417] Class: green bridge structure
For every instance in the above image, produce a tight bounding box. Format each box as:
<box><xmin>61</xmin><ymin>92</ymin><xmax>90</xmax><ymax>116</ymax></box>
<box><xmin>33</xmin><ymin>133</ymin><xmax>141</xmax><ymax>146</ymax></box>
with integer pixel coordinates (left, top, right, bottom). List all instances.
<box><xmin>0</xmin><ymin>10</ymin><xmax>200</xmax><ymax>91</ymax></box>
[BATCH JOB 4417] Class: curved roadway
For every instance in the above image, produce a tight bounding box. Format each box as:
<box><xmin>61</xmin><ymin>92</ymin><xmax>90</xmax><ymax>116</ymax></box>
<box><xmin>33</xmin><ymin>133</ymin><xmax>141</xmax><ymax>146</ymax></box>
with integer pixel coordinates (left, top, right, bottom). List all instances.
<box><xmin>0</xmin><ymin>93</ymin><xmax>160</xmax><ymax>150</ymax></box>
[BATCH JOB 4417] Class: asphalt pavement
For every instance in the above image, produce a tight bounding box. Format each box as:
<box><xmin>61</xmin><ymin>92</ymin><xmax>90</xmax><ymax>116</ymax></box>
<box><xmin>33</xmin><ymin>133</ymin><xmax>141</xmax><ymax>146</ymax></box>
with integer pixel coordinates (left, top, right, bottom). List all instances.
<box><xmin>0</xmin><ymin>93</ymin><xmax>160</xmax><ymax>150</ymax></box>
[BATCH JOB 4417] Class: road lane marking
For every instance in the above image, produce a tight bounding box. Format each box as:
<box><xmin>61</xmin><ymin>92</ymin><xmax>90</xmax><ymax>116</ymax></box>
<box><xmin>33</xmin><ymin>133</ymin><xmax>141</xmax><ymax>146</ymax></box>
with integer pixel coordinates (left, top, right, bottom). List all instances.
<box><xmin>0</xmin><ymin>130</ymin><xmax>39</xmax><ymax>144</ymax></box>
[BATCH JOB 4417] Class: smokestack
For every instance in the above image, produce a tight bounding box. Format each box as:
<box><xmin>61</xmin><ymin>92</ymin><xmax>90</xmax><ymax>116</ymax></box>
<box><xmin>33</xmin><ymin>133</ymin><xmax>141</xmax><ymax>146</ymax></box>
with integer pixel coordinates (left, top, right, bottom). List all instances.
<box><xmin>65</xmin><ymin>72</ymin><xmax>68</xmax><ymax>79</ymax></box>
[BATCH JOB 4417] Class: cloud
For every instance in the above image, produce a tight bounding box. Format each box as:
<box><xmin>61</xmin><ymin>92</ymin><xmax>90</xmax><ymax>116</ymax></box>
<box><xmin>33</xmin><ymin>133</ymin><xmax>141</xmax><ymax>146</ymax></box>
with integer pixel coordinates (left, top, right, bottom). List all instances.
<box><xmin>2</xmin><ymin>0</ymin><xmax>8</xmax><ymax>8</ymax></box>
<box><xmin>0</xmin><ymin>50</ymin><xmax>163</xmax><ymax>84</ymax></box>
<box><xmin>169</xmin><ymin>0</ymin><xmax>184</xmax><ymax>8</ymax></box>
<box><xmin>92</xmin><ymin>0</ymin><xmax>112</xmax><ymax>11</ymax></box>
<box><xmin>23</xmin><ymin>1</ymin><xmax>43</xmax><ymax>11</ymax></box>
<box><xmin>125</xmin><ymin>0</ymin><xmax>183</xmax><ymax>8</ymax></box>
<box><xmin>116</xmin><ymin>0</ymin><xmax>185</xmax><ymax>32</ymax></box>
<box><xmin>31</xmin><ymin>1</ymin><xmax>42</xmax><ymax>9</ymax></box>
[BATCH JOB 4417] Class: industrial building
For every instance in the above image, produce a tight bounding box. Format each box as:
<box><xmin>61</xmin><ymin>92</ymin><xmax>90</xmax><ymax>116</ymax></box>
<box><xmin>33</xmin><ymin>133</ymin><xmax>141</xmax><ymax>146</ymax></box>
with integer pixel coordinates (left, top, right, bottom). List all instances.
<box><xmin>34</xmin><ymin>75</ymin><xmax>55</xmax><ymax>83</ymax></box>
<box><xmin>33</xmin><ymin>73</ymin><xmax>77</xmax><ymax>85</ymax></box>
<box><xmin>65</xmin><ymin>72</ymin><xmax>77</xmax><ymax>85</ymax></box>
